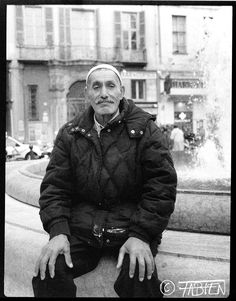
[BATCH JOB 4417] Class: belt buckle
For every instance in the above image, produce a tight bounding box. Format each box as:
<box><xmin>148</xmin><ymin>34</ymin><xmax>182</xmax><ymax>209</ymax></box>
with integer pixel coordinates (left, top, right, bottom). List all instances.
<box><xmin>106</xmin><ymin>228</ymin><xmax>126</xmax><ymax>234</ymax></box>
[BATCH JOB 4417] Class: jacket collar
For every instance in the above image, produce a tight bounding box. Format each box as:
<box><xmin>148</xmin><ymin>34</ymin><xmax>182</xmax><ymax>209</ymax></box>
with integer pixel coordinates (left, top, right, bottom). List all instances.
<box><xmin>68</xmin><ymin>98</ymin><xmax>155</xmax><ymax>138</ymax></box>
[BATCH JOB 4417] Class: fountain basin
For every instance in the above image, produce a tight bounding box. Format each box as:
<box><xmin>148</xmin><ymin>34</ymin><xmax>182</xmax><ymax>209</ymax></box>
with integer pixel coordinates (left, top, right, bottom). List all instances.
<box><xmin>6</xmin><ymin>160</ymin><xmax>230</xmax><ymax>234</ymax></box>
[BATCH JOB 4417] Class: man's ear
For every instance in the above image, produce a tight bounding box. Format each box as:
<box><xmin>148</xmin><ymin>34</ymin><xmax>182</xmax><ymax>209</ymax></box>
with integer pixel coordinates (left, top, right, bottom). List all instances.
<box><xmin>84</xmin><ymin>86</ymin><xmax>88</xmax><ymax>100</ymax></box>
<box><xmin>121</xmin><ymin>85</ymin><xmax>125</xmax><ymax>98</ymax></box>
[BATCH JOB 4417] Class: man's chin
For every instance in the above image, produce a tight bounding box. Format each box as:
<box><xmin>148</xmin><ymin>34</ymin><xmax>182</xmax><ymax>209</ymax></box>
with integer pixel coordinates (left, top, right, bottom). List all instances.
<box><xmin>96</xmin><ymin>106</ymin><xmax>116</xmax><ymax>115</ymax></box>
<box><xmin>97</xmin><ymin>110</ymin><xmax>115</xmax><ymax>116</ymax></box>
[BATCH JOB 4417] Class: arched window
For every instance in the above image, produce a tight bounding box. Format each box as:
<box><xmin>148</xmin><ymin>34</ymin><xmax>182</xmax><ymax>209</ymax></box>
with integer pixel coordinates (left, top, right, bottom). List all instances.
<box><xmin>67</xmin><ymin>80</ymin><xmax>89</xmax><ymax>121</ymax></box>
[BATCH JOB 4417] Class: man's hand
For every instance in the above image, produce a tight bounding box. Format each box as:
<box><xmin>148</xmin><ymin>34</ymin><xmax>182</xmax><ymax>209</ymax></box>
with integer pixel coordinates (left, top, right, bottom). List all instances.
<box><xmin>116</xmin><ymin>237</ymin><xmax>155</xmax><ymax>282</ymax></box>
<box><xmin>34</xmin><ymin>234</ymin><xmax>73</xmax><ymax>280</ymax></box>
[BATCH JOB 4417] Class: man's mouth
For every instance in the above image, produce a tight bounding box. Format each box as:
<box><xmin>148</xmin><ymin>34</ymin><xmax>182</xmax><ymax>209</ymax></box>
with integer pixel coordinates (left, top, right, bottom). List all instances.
<box><xmin>97</xmin><ymin>100</ymin><xmax>114</xmax><ymax>105</ymax></box>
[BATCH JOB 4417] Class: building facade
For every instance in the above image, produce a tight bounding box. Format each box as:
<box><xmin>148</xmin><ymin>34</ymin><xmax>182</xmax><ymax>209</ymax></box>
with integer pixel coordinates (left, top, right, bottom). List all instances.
<box><xmin>6</xmin><ymin>4</ymin><xmax>223</xmax><ymax>144</ymax></box>
<box><xmin>6</xmin><ymin>4</ymin><xmax>159</xmax><ymax>144</ymax></box>
<box><xmin>156</xmin><ymin>5</ymin><xmax>221</xmax><ymax>135</ymax></box>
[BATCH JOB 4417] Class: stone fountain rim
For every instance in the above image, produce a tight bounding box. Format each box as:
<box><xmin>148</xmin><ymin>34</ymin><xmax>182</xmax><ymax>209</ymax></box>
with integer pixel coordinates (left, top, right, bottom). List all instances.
<box><xmin>18</xmin><ymin>160</ymin><xmax>231</xmax><ymax>196</ymax></box>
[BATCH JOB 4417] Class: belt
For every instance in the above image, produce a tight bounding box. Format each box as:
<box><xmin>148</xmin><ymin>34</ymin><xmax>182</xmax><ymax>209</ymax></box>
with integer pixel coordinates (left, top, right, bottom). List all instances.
<box><xmin>93</xmin><ymin>227</ymin><xmax>127</xmax><ymax>237</ymax></box>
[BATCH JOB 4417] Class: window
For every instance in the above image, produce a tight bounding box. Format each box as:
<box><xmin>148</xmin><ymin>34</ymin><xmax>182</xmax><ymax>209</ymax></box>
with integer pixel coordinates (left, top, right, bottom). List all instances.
<box><xmin>114</xmin><ymin>11</ymin><xmax>145</xmax><ymax>51</ymax></box>
<box><xmin>172</xmin><ymin>15</ymin><xmax>186</xmax><ymax>54</ymax></box>
<box><xmin>67</xmin><ymin>81</ymin><xmax>88</xmax><ymax>121</ymax></box>
<box><xmin>24</xmin><ymin>6</ymin><xmax>45</xmax><ymax>46</ymax></box>
<box><xmin>71</xmin><ymin>10</ymin><xmax>96</xmax><ymax>47</ymax></box>
<box><xmin>131</xmin><ymin>80</ymin><xmax>145</xmax><ymax>100</ymax></box>
<box><xmin>28</xmin><ymin>85</ymin><xmax>39</xmax><ymax>120</ymax></box>
<box><xmin>122</xmin><ymin>13</ymin><xmax>138</xmax><ymax>50</ymax></box>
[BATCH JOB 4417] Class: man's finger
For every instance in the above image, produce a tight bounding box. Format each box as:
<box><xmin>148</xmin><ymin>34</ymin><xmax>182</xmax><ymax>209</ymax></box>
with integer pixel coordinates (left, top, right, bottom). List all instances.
<box><xmin>137</xmin><ymin>255</ymin><xmax>145</xmax><ymax>281</ymax></box>
<box><xmin>64</xmin><ymin>250</ymin><xmax>73</xmax><ymax>268</ymax></box>
<box><xmin>48</xmin><ymin>253</ymin><xmax>57</xmax><ymax>278</ymax></box>
<box><xmin>116</xmin><ymin>247</ymin><xmax>125</xmax><ymax>269</ymax></box>
<box><xmin>34</xmin><ymin>247</ymin><xmax>47</xmax><ymax>277</ymax></box>
<box><xmin>148</xmin><ymin>252</ymin><xmax>155</xmax><ymax>275</ymax></box>
<box><xmin>145</xmin><ymin>254</ymin><xmax>153</xmax><ymax>280</ymax></box>
<box><xmin>39</xmin><ymin>253</ymin><xmax>50</xmax><ymax>280</ymax></box>
<box><xmin>129</xmin><ymin>253</ymin><xmax>136</xmax><ymax>278</ymax></box>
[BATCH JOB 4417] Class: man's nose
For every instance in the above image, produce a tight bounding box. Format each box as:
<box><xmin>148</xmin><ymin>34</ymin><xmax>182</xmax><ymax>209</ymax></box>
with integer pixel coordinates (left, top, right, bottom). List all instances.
<box><xmin>100</xmin><ymin>85</ymin><xmax>108</xmax><ymax>98</ymax></box>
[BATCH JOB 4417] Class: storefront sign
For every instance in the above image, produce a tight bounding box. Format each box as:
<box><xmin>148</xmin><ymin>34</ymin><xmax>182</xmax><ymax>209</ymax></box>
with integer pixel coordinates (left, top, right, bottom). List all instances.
<box><xmin>174</xmin><ymin>111</ymin><xmax>192</xmax><ymax>124</ymax></box>
<box><xmin>179</xmin><ymin>112</ymin><xmax>186</xmax><ymax>120</ymax></box>
<box><xmin>121</xmin><ymin>70</ymin><xmax>157</xmax><ymax>79</ymax></box>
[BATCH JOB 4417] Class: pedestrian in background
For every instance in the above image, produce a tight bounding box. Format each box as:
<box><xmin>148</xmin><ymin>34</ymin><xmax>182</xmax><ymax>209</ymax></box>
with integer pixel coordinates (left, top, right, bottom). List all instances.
<box><xmin>170</xmin><ymin>125</ymin><xmax>185</xmax><ymax>151</ymax></box>
<box><xmin>198</xmin><ymin>125</ymin><xmax>206</xmax><ymax>145</ymax></box>
<box><xmin>32</xmin><ymin>64</ymin><xmax>177</xmax><ymax>298</ymax></box>
<box><xmin>161</xmin><ymin>126</ymin><xmax>172</xmax><ymax>150</ymax></box>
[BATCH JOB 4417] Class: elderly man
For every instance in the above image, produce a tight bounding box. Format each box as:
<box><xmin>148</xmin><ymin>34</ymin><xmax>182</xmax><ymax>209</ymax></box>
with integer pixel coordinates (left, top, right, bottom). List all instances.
<box><xmin>32</xmin><ymin>64</ymin><xmax>177</xmax><ymax>298</ymax></box>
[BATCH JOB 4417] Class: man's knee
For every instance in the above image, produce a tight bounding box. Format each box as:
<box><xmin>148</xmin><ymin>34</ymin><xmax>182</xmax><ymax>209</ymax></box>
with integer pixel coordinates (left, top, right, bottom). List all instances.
<box><xmin>116</xmin><ymin>254</ymin><xmax>156</xmax><ymax>278</ymax></box>
<box><xmin>32</xmin><ymin>254</ymin><xmax>76</xmax><ymax>297</ymax></box>
<box><xmin>113</xmin><ymin>254</ymin><xmax>163</xmax><ymax>298</ymax></box>
<box><xmin>33</xmin><ymin>254</ymin><xmax>71</xmax><ymax>281</ymax></box>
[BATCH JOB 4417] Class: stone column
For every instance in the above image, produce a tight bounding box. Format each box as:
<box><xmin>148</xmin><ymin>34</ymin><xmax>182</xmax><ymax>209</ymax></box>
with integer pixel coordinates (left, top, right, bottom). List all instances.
<box><xmin>9</xmin><ymin>60</ymin><xmax>25</xmax><ymax>141</ymax></box>
<box><xmin>48</xmin><ymin>64</ymin><xmax>67</xmax><ymax>140</ymax></box>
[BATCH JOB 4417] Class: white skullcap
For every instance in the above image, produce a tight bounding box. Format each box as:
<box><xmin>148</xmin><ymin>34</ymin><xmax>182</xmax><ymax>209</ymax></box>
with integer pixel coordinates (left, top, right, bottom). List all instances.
<box><xmin>86</xmin><ymin>64</ymin><xmax>122</xmax><ymax>85</ymax></box>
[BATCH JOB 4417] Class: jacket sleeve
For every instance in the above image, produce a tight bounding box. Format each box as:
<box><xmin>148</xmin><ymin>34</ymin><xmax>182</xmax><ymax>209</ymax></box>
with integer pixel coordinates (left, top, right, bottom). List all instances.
<box><xmin>128</xmin><ymin>121</ymin><xmax>177</xmax><ymax>243</ymax></box>
<box><xmin>39</xmin><ymin>125</ymin><xmax>74</xmax><ymax>239</ymax></box>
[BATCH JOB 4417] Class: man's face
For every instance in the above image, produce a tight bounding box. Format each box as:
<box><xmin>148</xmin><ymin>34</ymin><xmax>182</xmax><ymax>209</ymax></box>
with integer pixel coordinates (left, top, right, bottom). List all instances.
<box><xmin>85</xmin><ymin>69</ymin><xmax>125</xmax><ymax>116</ymax></box>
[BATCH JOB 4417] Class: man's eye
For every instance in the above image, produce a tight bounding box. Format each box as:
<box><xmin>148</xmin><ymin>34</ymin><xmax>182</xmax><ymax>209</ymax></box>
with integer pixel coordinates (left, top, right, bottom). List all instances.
<box><xmin>109</xmin><ymin>84</ymin><xmax>115</xmax><ymax>88</ymax></box>
<box><xmin>93</xmin><ymin>86</ymin><xmax>99</xmax><ymax>89</ymax></box>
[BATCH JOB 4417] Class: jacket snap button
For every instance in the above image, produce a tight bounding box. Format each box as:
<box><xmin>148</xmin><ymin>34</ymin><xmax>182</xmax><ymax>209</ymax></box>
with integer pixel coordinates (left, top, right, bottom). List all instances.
<box><xmin>107</xmin><ymin>129</ymin><xmax>111</xmax><ymax>133</ymax></box>
<box><xmin>99</xmin><ymin>202</ymin><xmax>102</xmax><ymax>206</ymax></box>
<box><xmin>81</xmin><ymin>129</ymin><xmax>85</xmax><ymax>132</ymax></box>
<box><xmin>140</xmin><ymin>131</ymin><xmax>143</xmax><ymax>135</ymax></box>
<box><xmin>106</xmin><ymin>239</ymin><xmax>110</xmax><ymax>244</ymax></box>
<box><xmin>87</xmin><ymin>133</ymin><xmax>91</xmax><ymax>137</ymax></box>
<box><xmin>131</xmin><ymin>130</ymin><xmax>135</xmax><ymax>134</ymax></box>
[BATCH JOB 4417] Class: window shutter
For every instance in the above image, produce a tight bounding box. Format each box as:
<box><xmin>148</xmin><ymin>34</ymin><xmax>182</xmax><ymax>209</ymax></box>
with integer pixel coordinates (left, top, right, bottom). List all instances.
<box><xmin>139</xmin><ymin>11</ymin><xmax>145</xmax><ymax>49</ymax></box>
<box><xmin>59</xmin><ymin>8</ymin><xmax>65</xmax><ymax>59</ymax></box>
<box><xmin>65</xmin><ymin>8</ymin><xmax>71</xmax><ymax>59</ymax></box>
<box><xmin>114</xmin><ymin>11</ymin><xmax>121</xmax><ymax>48</ymax></box>
<box><xmin>65</xmin><ymin>8</ymin><xmax>71</xmax><ymax>44</ymax></box>
<box><xmin>45</xmin><ymin>7</ymin><xmax>53</xmax><ymax>46</ymax></box>
<box><xmin>59</xmin><ymin>8</ymin><xmax>65</xmax><ymax>44</ymax></box>
<box><xmin>16</xmin><ymin>6</ymin><xmax>24</xmax><ymax>46</ymax></box>
<box><xmin>59</xmin><ymin>8</ymin><xmax>71</xmax><ymax>59</ymax></box>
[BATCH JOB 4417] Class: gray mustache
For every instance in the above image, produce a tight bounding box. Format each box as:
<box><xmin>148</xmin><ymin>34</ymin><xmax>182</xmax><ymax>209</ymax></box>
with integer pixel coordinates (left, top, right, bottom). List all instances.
<box><xmin>96</xmin><ymin>100</ymin><xmax>114</xmax><ymax>104</ymax></box>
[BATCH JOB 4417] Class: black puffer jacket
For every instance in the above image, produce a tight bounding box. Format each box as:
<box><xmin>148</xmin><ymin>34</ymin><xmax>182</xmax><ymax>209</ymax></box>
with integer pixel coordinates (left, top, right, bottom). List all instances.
<box><xmin>39</xmin><ymin>98</ymin><xmax>177</xmax><ymax>251</ymax></box>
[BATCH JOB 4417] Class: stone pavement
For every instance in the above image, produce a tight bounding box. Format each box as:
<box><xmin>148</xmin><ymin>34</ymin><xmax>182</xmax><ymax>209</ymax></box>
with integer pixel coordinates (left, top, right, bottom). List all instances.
<box><xmin>4</xmin><ymin>193</ymin><xmax>230</xmax><ymax>298</ymax></box>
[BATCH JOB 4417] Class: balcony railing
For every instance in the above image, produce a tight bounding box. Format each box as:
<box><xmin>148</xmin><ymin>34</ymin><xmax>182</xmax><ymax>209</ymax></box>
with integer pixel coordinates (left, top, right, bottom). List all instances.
<box><xmin>18</xmin><ymin>45</ymin><xmax>147</xmax><ymax>64</ymax></box>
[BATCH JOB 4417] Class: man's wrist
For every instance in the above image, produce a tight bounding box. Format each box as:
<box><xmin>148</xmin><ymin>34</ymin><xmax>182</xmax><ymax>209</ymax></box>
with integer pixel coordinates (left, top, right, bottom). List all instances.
<box><xmin>49</xmin><ymin>220</ymin><xmax>71</xmax><ymax>240</ymax></box>
<box><xmin>56</xmin><ymin>233</ymin><xmax>69</xmax><ymax>239</ymax></box>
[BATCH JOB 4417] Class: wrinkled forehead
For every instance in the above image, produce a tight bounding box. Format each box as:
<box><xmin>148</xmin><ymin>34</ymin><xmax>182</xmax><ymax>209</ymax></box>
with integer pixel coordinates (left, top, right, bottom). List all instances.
<box><xmin>86</xmin><ymin>68</ymin><xmax>122</xmax><ymax>86</ymax></box>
